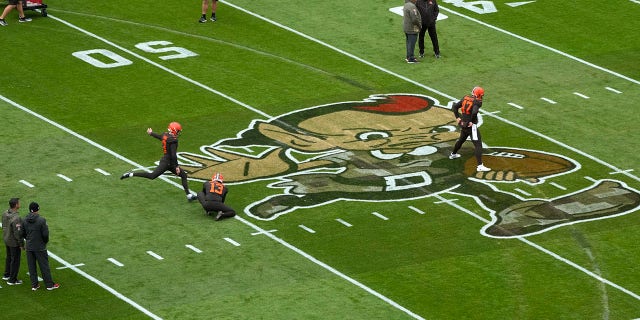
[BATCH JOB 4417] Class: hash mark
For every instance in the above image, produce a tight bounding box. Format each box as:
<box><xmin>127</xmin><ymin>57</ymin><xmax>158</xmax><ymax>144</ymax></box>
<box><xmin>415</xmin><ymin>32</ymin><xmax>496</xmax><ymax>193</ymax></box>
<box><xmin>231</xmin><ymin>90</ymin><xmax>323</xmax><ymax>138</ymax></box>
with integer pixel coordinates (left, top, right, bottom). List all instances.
<box><xmin>336</xmin><ymin>219</ymin><xmax>353</xmax><ymax>227</ymax></box>
<box><xmin>371</xmin><ymin>212</ymin><xmax>389</xmax><ymax>220</ymax></box>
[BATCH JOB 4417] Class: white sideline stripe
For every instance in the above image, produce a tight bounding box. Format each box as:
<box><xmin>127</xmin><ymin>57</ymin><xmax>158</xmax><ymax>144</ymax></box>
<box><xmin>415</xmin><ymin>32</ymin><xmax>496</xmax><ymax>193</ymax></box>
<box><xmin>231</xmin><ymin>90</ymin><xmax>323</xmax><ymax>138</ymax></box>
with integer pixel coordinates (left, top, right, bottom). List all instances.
<box><xmin>573</xmin><ymin>92</ymin><xmax>590</xmax><ymax>99</ymax></box>
<box><xmin>95</xmin><ymin>168</ymin><xmax>111</xmax><ymax>176</ymax></box>
<box><xmin>507</xmin><ymin>102</ymin><xmax>524</xmax><ymax>109</ymax></box>
<box><xmin>605</xmin><ymin>86</ymin><xmax>622</xmax><ymax>94</ymax></box>
<box><xmin>223</xmin><ymin>238</ymin><xmax>241</xmax><ymax>246</ymax></box>
<box><xmin>540</xmin><ymin>97</ymin><xmax>557</xmax><ymax>104</ymax></box>
<box><xmin>185</xmin><ymin>244</ymin><xmax>203</xmax><ymax>253</ymax></box>
<box><xmin>631</xmin><ymin>0</ymin><xmax>640</xmax><ymax>4</ymax></box>
<box><xmin>19</xmin><ymin>180</ymin><xmax>34</xmax><ymax>188</ymax></box>
<box><xmin>48</xmin><ymin>251</ymin><xmax>161</xmax><ymax>320</ymax></box>
<box><xmin>336</xmin><ymin>218</ymin><xmax>353</xmax><ymax>227</ymax></box>
<box><xmin>371</xmin><ymin>212</ymin><xmax>389</xmax><ymax>220</ymax></box>
<box><xmin>299</xmin><ymin>224</ymin><xmax>316</xmax><ymax>233</ymax></box>
<box><xmin>57</xmin><ymin>173</ymin><xmax>73</xmax><ymax>182</ymax></box>
<box><xmin>108</xmin><ymin>258</ymin><xmax>124</xmax><ymax>267</ymax></box>
<box><xmin>146</xmin><ymin>251</ymin><xmax>164</xmax><ymax>260</ymax></box>
<box><xmin>610</xmin><ymin>169</ymin><xmax>634</xmax><ymax>175</ymax></box>
<box><xmin>408</xmin><ymin>206</ymin><xmax>425</xmax><ymax>214</ymax></box>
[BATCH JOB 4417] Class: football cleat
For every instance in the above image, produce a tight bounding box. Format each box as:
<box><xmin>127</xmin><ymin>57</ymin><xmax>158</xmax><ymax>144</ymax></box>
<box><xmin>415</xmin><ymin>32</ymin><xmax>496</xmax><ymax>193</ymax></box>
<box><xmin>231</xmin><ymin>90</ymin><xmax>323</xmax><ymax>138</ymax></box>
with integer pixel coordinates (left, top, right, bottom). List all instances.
<box><xmin>449</xmin><ymin>153</ymin><xmax>461</xmax><ymax>159</ymax></box>
<box><xmin>187</xmin><ymin>194</ymin><xmax>198</xmax><ymax>201</ymax></box>
<box><xmin>472</xmin><ymin>86</ymin><xmax>484</xmax><ymax>99</ymax></box>
<box><xmin>120</xmin><ymin>172</ymin><xmax>132</xmax><ymax>180</ymax></box>
<box><xmin>168</xmin><ymin>122</ymin><xmax>182</xmax><ymax>136</ymax></box>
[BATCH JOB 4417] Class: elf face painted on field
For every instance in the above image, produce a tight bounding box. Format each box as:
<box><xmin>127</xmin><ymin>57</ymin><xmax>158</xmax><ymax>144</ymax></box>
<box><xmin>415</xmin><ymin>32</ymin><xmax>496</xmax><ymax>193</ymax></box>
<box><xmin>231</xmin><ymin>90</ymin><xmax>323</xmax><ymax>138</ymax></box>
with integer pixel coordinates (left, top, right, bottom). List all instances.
<box><xmin>179</xmin><ymin>94</ymin><xmax>640</xmax><ymax>238</ymax></box>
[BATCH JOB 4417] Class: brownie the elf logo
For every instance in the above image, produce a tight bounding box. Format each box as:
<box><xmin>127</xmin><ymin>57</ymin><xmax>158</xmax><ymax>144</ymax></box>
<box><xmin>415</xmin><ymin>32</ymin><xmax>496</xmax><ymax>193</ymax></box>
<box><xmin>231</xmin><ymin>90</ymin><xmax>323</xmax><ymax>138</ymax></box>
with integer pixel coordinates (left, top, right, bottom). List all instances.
<box><xmin>177</xmin><ymin>94</ymin><xmax>640</xmax><ymax>238</ymax></box>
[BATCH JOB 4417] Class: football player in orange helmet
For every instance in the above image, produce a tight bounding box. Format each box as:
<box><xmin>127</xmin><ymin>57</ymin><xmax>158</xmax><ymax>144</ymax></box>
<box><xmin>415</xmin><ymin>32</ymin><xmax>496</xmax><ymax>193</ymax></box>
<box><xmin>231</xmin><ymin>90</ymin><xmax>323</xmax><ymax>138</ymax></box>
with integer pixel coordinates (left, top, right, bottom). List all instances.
<box><xmin>449</xmin><ymin>87</ymin><xmax>491</xmax><ymax>172</ymax></box>
<box><xmin>121</xmin><ymin>122</ymin><xmax>197</xmax><ymax>201</ymax></box>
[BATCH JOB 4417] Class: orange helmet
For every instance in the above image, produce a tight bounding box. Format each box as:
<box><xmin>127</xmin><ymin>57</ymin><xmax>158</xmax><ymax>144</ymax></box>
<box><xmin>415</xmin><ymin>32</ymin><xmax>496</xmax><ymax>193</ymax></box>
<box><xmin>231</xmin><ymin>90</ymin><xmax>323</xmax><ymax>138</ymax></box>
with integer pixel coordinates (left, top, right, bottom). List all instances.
<box><xmin>212</xmin><ymin>172</ymin><xmax>224</xmax><ymax>182</ymax></box>
<box><xmin>168</xmin><ymin>122</ymin><xmax>182</xmax><ymax>136</ymax></box>
<box><xmin>472</xmin><ymin>87</ymin><xmax>485</xmax><ymax>99</ymax></box>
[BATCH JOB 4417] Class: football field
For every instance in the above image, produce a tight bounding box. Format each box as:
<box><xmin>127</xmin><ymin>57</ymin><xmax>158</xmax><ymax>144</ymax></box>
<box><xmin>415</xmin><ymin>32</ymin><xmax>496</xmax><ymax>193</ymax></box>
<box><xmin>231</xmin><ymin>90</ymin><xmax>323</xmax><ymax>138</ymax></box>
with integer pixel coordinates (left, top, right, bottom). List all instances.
<box><xmin>1</xmin><ymin>0</ymin><xmax>640</xmax><ymax>319</ymax></box>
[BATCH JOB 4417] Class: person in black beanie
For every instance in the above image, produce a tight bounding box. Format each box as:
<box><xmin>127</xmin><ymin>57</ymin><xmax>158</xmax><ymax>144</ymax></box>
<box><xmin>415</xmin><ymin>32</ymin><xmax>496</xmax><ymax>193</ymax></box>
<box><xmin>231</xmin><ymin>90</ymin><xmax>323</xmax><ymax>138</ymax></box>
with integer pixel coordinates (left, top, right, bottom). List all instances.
<box><xmin>22</xmin><ymin>202</ymin><xmax>59</xmax><ymax>291</ymax></box>
<box><xmin>416</xmin><ymin>0</ymin><xmax>440</xmax><ymax>58</ymax></box>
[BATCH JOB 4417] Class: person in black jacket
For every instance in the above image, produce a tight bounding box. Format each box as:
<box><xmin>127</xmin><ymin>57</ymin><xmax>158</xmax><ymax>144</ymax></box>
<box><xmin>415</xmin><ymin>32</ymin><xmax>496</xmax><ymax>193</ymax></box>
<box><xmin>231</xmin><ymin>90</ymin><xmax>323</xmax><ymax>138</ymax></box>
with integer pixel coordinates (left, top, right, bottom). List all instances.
<box><xmin>22</xmin><ymin>202</ymin><xmax>59</xmax><ymax>291</ymax></box>
<box><xmin>121</xmin><ymin>122</ymin><xmax>198</xmax><ymax>202</ymax></box>
<box><xmin>197</xmin><ymin>173</ymin><xmax>236</xmax><ymax>221</ymax></box>
<box><xmin>416</xmin><ymin>0</ymin><xmax>440</xmax><ymax>58</ymax></box>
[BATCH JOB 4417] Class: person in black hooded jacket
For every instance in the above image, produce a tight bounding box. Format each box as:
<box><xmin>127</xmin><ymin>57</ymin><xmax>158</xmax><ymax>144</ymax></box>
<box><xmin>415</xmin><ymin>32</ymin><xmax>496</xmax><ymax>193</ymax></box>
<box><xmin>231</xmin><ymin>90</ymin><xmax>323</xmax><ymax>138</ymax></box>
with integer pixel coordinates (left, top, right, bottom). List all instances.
<box><xmin>416</xmin><ymin>0</ymin><xmax>440</xmax><ymax>58</ymax></box>
<box><xmin>22</xmin><ymin>202</ymin><xmax>59</xmax><ymax>291</ymax></box>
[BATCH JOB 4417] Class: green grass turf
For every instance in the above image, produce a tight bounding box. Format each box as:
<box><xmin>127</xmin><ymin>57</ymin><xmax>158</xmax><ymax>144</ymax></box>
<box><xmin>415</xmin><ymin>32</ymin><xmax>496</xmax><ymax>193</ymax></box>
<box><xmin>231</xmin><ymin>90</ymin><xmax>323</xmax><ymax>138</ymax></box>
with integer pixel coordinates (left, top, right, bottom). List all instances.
<box><xmin>1</xmin><ymin>0</ymin><xmax>639</xmax><ymax>319</ymax></box>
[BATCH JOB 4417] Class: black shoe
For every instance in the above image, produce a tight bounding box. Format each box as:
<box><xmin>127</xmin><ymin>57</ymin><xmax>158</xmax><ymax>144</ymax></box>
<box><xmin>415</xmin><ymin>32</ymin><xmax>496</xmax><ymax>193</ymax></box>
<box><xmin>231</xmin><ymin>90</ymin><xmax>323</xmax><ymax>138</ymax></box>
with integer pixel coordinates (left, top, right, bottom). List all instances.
<box><xmin>0</xmin><ymin>19</ymin><xmax>7</xmax><ymax>26</ymax></box>
<box><xmin>419</xmin><ymin>52</ymin><xmax>425</xmax><ymax>58</ymax></box>
<box><xmin>215</xmin><ymin>212</ymin><xmax>223</xmax><ymax>221</ymax></box>
<box><xmin>210</xmin><ymin>15</ymin><xmax>216</xmax><ymax>22</ymax></box>
<box><xmin>405</xmin><ymin>57</ymin><xmax>419</xmax><ymax>64</ymax></box>
<box><xmin>198</xmin><ymin>16</ymin><xmax>207</xmax><ymax>23</ymax></box>
<box><xmin>187</xmin><ymin>194</ymin><xmax>198</xmax><ymax>202</ymax></box>
<box><xmin>18</xmin><ymin>17</ymin><xmax>32</xmax><ymax>23</ymax></box>
<box><xmin>435</xmin><ymin>53</ymin><xmax>441</xmax><ymax>59</ymax></box>
<box><xmin>120</xmin><ymin>172</ymin><xmax>132</xmax><ymax>180</ymax></box>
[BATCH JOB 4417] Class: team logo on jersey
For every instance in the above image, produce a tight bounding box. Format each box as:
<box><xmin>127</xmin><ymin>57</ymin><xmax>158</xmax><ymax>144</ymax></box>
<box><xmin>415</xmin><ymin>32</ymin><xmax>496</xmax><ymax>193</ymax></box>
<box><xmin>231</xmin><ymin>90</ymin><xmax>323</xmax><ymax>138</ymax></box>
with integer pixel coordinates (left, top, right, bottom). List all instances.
<box><xmin>177</xmin><ymin>94</ymin><xmax>640</xmax><ymax>238</ymax></box>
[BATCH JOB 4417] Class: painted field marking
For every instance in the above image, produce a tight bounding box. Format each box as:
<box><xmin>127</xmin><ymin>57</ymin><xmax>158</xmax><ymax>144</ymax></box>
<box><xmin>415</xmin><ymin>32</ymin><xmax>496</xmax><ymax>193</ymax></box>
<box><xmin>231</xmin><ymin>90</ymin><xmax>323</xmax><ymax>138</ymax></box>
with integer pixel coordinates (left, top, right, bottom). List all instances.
<box><xmin>408</xmin><ymin>206</ymin><xmax>425</xmax><ymax>215</ymax></box>
<box><xmin>610</xmin><ymin>169</ymin><xmax>634</xmax><ymax>175</ymax></box>
<box><xmin>146</xmin><ymin>251</ymin><xmax>164</xmax><ymax>260</ymax></box>
<box><xmin>299</xmin><ymin>224</ymin><xmax>316</xmax><ymax>233</ymax></box>
<box><xmin>507</xmin><ymin>102</ymin><xmax>524</xmax><ymax>109</ymax></box>
<box><xmin>371</xmin><ymin>211</ymin><xmax>389</xmax><ymax>220</ymax></box>
<box><xmin>46</xmin><ymin>252</ymin><xmax>162</xmax><ymax>320</ymax></box>
<box><xmin>57</xmin><ymin>263</ymin><xmax>84</xmax><ymax>270</ymax></box>
<box><xmin>57</xmin><ymin>173</ymin><xmax>73</xmax><ymax>182</ymax></box>
<box><xmin>251</xmin><ymin>229</ymin><xmax>277</xmax><ymax>236</ymax></box>
<box><xmin>223</xmin><ymin>238</ymin><xmax>241</xmax><ymax>246</ymax></box>
<box><xmin>540</xmin><ymin>97</ymin><xmax>557</xmax><ymax>104</ymax></box>
<box><xmin>336</xmin><ymin>218</ymin><xmax>353</xmax><ymax>227</ymax></box>
<box><xmin>185</xmin><ymin>244</ymin><xmax>203</xmax><ymax>253</ymax></box>
<box><xmin>514</xmin><ymin>188</ymin><xmax>532</xmax><ymax>196</ymax></box>
<box><xmin>549</xmin><ymin>182</ymin><xmax>567</xmax><ymax>190</ymax></box>
<box><xmin>573</xmin><ymin>92</ymin><xmax>590</xmax><ymax>99</ymax></box>
<box><xmin>630</xmin><ymin>0</ymin><xmax>640</xmax><ymax>4</ymax></box>
<box><xmin>605</xmin><ymin>87</ymin><xmax>622</xmax><ymax>94</ymax></box>
<box><xmin>107</xmin><ymin>258</ymin><xmax>124</xmax><ymax>267</ymax></box>
<box><xmin>19</xmin><ymin>180</ymin><xmax>34</xmax><ymax>188</ymax></box>
<box><xmin>506</xmin><ymin>1</ymin><xmax>536</xmax><ymax>7</ymax></box>
<box><xmin>94</xmin><ymin>168</ymin><xmax>111</xmax><ymax>175</ymax></box>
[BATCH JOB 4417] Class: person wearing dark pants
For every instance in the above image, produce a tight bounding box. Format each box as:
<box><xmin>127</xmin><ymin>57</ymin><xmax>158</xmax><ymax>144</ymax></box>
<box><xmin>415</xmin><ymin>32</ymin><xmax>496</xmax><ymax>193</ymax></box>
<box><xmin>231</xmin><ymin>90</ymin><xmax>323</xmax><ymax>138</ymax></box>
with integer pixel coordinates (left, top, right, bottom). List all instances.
<box><xmin>121</xmin><ymin>122</ymin><xmax>198</xmax><ymax>202</ymax></box>
<box><xmin>449</xmin><ymin>87</ymin><xmax>491</xmax><ymax>172</ymax></box>
<box><xmin>22</xmin><ymin>202</ymin><xmax>59</xmax><ymax>291</ymax></box>
<box><xmin>2</xmin><ymin>197</ymin><xmax>24</xmax><ymax>285</ymax></box>
<box><xmin>403</xmin><ymin>0</ymin><xmax>422</xmax><ymax>63</ymax></box>
<box><xmin>416</xmin><ymin>0</ymin><xmax>440</xmax><ymax>58</ymax></box>
<box><xmin>197</xmin><ymin>173</ymin><xmax>236</xmax><ymax>221</ymax></box>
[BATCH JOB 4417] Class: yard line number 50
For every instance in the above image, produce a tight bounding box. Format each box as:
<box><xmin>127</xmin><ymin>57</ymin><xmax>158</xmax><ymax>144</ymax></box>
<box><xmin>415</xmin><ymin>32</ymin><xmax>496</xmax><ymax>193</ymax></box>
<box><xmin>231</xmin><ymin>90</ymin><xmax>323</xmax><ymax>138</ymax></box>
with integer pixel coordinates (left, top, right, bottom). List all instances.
<box><xmin>72</xmin><ymin>41</ymin><xmax>197</xmax><ymax>69</ymax></box>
